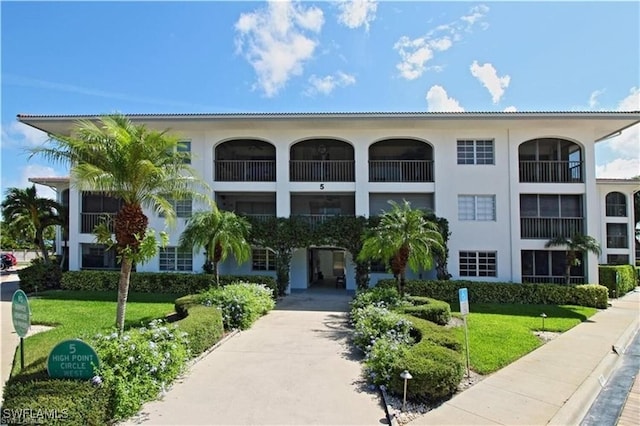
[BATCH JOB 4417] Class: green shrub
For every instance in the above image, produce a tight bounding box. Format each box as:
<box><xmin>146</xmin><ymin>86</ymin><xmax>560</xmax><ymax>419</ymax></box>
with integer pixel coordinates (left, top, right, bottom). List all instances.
<box><xmin>402</xmin><ymin>315</ymin><xmax>462</xmax><ymax>352</ymax></box>
<box><xmin>199</xmin><ymin>283</ymin><xmax>275</xmax><ymax>330</ymax></box>
<box><xmin>377</xmin><ymin>279</ymin><xmax>608</xmax><ymax>308</ymax></box>
<box><xmin>388</xmin><ymin>341</ymin><xmax>464</xmax><ymax>401</ymax></box>
<box><xmin>61</xmin><ymin>271</ymin><xmax>277</xmax><ymax>297</ymax></box>
<box><xmin>175</xmin><ymin>304</ymin><xmax>225</xmax><ymax>357</ymax></box>
<box><xmin>351</xmin><ymin>304</ymin><xmax>413</xmax><ymax>352</ymax></box>
<box><xmin>351</xmin><ymin>286</ymin><xmax>403</xmax><ymax>311</ymax></box>
<box><xmin>364</xmin><ymin>335</ymin><xmax>409</xmax><ymax>386</ymax></box>
<box><xmin>17</xmin><ymin>262</ymin><xmax>63</xmax><ymax>293</ymax></box>
<box><xmin>599</xmin><ymin>265</ymin><xmax>637</xmax><ymax>298</ymax></box>
<box><xmin>174</xmin><ymin>294</ymin><xmax>202</xmax><ymax>317</ymax></box>
<box><xmin>0</xmin><ymin>378</ymin><xmax>109</xmax><ymax>425</ymax></box>
<box><xmin>399</xmin><ymin>296</ymin><xmax>452</xmax><ymax>326</ymax></box>
<box><xmin>91</xmin><ymin>320</ymin><xmax>190</xmax><ymax>421</ymax></box>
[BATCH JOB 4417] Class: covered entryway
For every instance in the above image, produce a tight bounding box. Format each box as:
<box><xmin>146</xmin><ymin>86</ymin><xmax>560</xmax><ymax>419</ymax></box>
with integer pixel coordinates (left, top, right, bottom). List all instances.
<box><xmin>307</xmin><ymin>247</ymin><xmax>347</xmax><ymax>289</ymax></box>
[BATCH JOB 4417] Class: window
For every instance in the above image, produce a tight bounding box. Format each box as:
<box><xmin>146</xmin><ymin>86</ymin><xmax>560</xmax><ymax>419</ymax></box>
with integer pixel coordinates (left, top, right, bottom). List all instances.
<box><xmin>459</xmin><ymin>251</ymin><xmax>497</xmax><ymax>277</ymax></box>
<box><xmin>159</xmin><ymin>247</ymin><xmax>192</xmax><ymax>271</ymax></box>
<box><xmin>457</xmin><ymin>139</ymin><xmax>494</xmax><ymax>165</ymax></box>
<box><xmin>605</xmin><ymin>192</ymin><xmax>626</xmax><ymax>217</ymax></box>
<box><xmin>521</xmin><ymin>250</ymin><xmax>583</xmax><ymax>284</ymax></box>
<box><xmin>159</xmin><ymin>196</ymin><xmax>192</xmax><ymax>218</ymax></box>
<box><xmin>81</xmin><ymin>243</ymin><xmax>118</xmax><ymax>269</ymax></box>
<box><xmin>607</xmin><ymin>254</ymin><xmax>629</xmax><ymax>265</ymax></box>
<box><xmin>519</xmin><ymin>194</ymin><xmax>583</xmax><ymax>218</ymax></box>
<box><xmin>177</xmin><ymin>141</ymin><xmax>191</xmax><ymax>164</ymax></box>
<box><xmin>458</xmin><ymin>195</ymin><xmax>496</xmax><ymax>221</ymax></box>
<box><xmin>607</xmin><ymin>223</ymin><xmax>628</xmax><ymax>248</ymax></box>
<box><xmin>252</xmin><ymin>248</ymin><xmax>275</xmax><ymax>271</ymax></box>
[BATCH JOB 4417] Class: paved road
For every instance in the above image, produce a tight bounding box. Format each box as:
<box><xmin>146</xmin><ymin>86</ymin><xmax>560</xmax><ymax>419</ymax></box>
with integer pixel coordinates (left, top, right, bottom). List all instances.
<box><xmin>124</xmin><ymin>290</ymin><xmax>386</xmax><ymax>425</ymax></box>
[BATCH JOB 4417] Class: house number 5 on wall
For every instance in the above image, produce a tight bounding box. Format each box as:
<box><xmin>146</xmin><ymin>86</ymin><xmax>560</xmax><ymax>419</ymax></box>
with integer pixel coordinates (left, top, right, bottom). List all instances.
<box><xmin>320</xmin><ymin>184</ymin><xmax>325</xmax><ymax>190</ymax></box>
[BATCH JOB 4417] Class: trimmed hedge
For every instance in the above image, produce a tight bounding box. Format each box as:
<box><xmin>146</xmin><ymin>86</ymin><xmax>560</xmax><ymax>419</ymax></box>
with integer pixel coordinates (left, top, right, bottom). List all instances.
<box><xmin>1</xmin><ymin>378</ymin><xmax>110</xmax><ymax>425</ymax></box>
<box><xmin>377</xmin><ymin>279</ymin><xmax>609</xmax><ymax>309</ymax></box>
<box><xmin>387</xmin><ymin>315</ymin><xmax>464</xmax><ymax>401</ymax></box>
<box><xmin>175</xmin><ymin>304</ymin><xmax>225</xmax><ymax>358</ymax></box>
<box><xmin>61</xmin><ymin>271</ymin><xmax>277</xmax><ymax>297</ymax></box>
<box><xmin>598</xmin><ymin>265</ymin><xmax>637</xmax><ymax>298</ymax></box>
<box><xmin>17</xmin><ymin>263</ymin><xmax>63</xmax><ymax>294</ymax></box>
<box><xmin>398</xmin><ymin>296</ymin><xmax>452</xmax><ymax>326</ymax></box>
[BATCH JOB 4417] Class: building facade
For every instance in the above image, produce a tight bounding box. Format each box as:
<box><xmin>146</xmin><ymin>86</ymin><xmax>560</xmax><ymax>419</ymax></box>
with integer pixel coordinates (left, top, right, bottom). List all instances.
<box><xmin>21</xmin><ymin>112</ymin><xmax>640</xmax><ymax>292</ymax></box>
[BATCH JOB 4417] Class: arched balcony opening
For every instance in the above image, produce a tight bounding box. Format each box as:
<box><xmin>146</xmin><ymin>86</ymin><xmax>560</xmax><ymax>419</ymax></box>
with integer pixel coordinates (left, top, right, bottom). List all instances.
<box><xmin>369</xmin><ymin>139</ymin><xmax>434</xmax><ymax>182</ymax></box>
<box><xmin>289</xmin><ymin>139</ymin><xmax>354</xmax><ymax>182</ymax></box>
<box><xmin>605</xmin><ymin>192</ymin><xmax>627</xmax><ymax>217</ymax></box>
<box><xmin>215</xmin><ymin>139</ymin><xmax>276</xmax><ymax>182</ymax></box>
<box><xmin>519</xmin><ymin>138</ymin><xmax>583</xmax><ymax>183</ymax></box>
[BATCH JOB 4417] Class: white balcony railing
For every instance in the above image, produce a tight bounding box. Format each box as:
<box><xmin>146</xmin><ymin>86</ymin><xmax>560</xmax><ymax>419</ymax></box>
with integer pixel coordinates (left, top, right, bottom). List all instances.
<box><xmin>369</xmin><ymin>160</ymin><xmax>434</xmax><ymax>182</ymax></box>
<box><xmin>289</xmin><ymin>160</ymin><xmax>355</xmax><ymax>182</ymax></box>
<box><xmin>519</xmin><ymin>160</ymin><xmax>583</xmax><ymax>183</ymax></box>
<box><xmin>520</xmin><ymin>217</ymin><xmax>584</xmax><ymax>239</ymax></box>
<box><xmin>215</xmin><ymin>160</ymin><xmax>276</xmax><ymax>182</ymax></box>
<box><xmin>81</xmin><ymin>213</ymin><xmax>116</xmax><ymax>234</ymax></box>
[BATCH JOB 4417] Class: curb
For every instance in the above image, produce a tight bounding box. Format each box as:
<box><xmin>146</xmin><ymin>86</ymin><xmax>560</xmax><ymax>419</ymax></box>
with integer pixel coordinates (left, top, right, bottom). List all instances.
<box><xmin>549</xmin><ymin>291</ymin><xmax>640</xmax><ymax>426</ymax></box>
<box><xmin>187</xmin><ymin>329</ymin><xmax>241</xmax><ymax>367</ymax></box>
<box><xmin>379</xmin><ymin>385</ymin><xmax>399</xmax><ymax>426</ymax></box>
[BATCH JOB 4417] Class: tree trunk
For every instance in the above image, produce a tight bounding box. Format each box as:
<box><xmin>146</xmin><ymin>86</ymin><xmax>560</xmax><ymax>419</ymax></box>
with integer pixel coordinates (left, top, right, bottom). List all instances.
<box><xmin>35</xmin><ymin>228</ymin><xmax>49</xmax><ymax>263</ymax></box>
<box><xmin>116</xmin><ymin>257</ymin><xmax>134</xmax><ymax>335</ymax></box>
<box><xmin>213</xmin><ymin>261</ymin><xmax>219</xmax><ymax>287</ymax></box>
<box><xmin>565</xmin><ymin>250</ymin><xmax>575</xmax><ymax>285</ymax></box>
<box><xmin>399</xmin><ymin>270</ymin><xmax>406</xmax><ymax>296</ymax></box>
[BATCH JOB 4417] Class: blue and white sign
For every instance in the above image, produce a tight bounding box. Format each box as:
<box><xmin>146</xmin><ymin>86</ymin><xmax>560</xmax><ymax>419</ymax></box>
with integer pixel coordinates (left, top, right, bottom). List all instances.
<box><xmin>459</xmin><ymin>288</ymin><xmax>469</xmax><ymax>316</ymax></box>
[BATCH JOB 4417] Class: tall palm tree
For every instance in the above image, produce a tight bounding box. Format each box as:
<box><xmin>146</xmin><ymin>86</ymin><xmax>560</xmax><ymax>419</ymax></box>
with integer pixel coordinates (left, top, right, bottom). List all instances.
<box><xmin>31</xmin><ymin>114</ymin><xmax>207</xmax><ymax>334</ymax></box>
<box><xmin>545</xmin><ymin>233</ymin><xmax>601</xmax><ymax>284</ymax></box>
<box><xmin>1</xmin><ymin>184</ymin><xmax>62</xmax><ymax>262</ymax></box>
<box><xmin>179</xmin><ymin>208</ymin><xmax>251</xmax><ymax>285</ymax></box>
<box><xmin>358</xmin><ymin>200</ymin><xmax>444</xmax><ymax>295</ymax></box>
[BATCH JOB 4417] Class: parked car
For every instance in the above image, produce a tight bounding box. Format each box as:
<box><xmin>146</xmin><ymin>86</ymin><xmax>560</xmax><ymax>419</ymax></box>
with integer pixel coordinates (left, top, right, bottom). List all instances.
<box><xmin>1</xmin><ymin>253</ymin><xmax>17</xmax><ymax>271</ymax></box>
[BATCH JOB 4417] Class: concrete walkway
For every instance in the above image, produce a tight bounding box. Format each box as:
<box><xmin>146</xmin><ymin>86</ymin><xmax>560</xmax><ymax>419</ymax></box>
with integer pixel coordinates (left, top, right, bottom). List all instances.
<box><xmin>124</xmin><ymin>289</ymin><xmax>386</xmax><ymax>425</ymax></box>
<box><xmin>409</xmin><ymin>288</ymin><xmax>640</xmax><ymax>426</ymax></box>
<box><xmin>0</xmin><ymin>271</ymin><xmax>21</xmax><ymax>405</ymax></box>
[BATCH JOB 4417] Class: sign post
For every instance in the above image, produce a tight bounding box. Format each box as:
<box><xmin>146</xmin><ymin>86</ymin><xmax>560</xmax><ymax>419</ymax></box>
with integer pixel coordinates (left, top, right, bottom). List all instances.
<box><xmin>47</xmin><ymin>339</ymin><xmax>100</xmax><ymax>379</ymax></box>
<box><xmin>11</xmin><ymin>289</ymin><xmax>31</xmax><ymax>370</ymax></box>
<box><xmin>459</xmin><ymin>288</ymin><xmax>471</xmax><ymax>378</ymax></box>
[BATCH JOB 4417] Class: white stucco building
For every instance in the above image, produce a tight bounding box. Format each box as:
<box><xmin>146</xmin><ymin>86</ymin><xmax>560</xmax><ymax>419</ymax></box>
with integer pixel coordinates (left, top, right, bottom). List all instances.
<box><xmin>20</xmin><ymin>111</ymin><xmax>640</xmax><ymax>292</ymax></box>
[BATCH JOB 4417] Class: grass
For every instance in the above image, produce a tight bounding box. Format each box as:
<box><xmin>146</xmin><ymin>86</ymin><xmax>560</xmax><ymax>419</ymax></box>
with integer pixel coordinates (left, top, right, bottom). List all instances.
<box><xmin>449</xmin><ymin>303</ymin><xmax>597</xmax><ymax>375</ymax></box>
<box><xmin>10</xmin><ymin>290</ymin><xmax>179</xmax><ymax>378</ymax></box>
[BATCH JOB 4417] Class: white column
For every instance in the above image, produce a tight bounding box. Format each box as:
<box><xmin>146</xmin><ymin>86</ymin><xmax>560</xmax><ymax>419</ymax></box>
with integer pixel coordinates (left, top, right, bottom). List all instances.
<box><xmin>276</xmin><ymin>142</ymin><xmax>291</xmax><ymax>217</ymax></box>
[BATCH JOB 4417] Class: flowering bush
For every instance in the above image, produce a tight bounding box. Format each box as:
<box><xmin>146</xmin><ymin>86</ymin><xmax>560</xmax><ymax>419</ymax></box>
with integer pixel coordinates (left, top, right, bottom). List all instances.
<box><xmin>92</xmin><ymin>319</ymin><xmax>190</xmax><ymax>420</ymax></box>
<box><xmin>351</xmin><ymin>304</ymin><xmax>412</xmax><ymax>352</ymax></box>
<box><xmin>364</xmin><ymin>335</ymin><xmax>410</xmax><ymax>386</ymax></box>
<box><xmin>200</xmin><ymin>282</ymin><xmax>275</xmax><ymax>330</ymax></box>
<box><xmin>350</xmin><ymin>286</ymin><xmax>404</xmax><ymax>311</ymax></box>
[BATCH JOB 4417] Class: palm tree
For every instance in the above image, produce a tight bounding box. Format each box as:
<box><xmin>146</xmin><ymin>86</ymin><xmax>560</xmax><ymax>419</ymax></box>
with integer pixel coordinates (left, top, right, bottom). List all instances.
<box><xmin>545</xmin><ymin>233</ymin><xmax>602</xmax><ymax>284</ymax></box>
<box><xmin>179</xmin><ymin>208</ymin><xmax>251</xmax><ymax>285</ymax></box>
<box><xmin>358</xmin><ymin>200</ymin><xmax>444</xmax><ymax>295</ymax></box>
<box><xmin>31</xmin><ymin>114</ymin><xmax>207</xmax><ymax>334</ymax></box>
<box><xmin>1</xmin><ymin>185</ymin><xmax>63</xmax><ymax>263</ymax></box>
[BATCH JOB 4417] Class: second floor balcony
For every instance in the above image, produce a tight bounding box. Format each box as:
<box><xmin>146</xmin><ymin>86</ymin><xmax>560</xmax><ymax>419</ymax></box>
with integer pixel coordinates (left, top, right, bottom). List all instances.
<box><xmin>519</xmin><ymin>160</ymin><xmax>583</xmax><ymax>183</ymax></box>
<box><xmin>369</xmin><ymin>160</ymin><xmax>434</xmax><ymax>182</ymax></box>
<box><xmin>81</xmin><ymin>212</ymin><xmax>116</xmax><ymax>234</ymax></box>
<box><xmin>215</xmin><ymin>160</ymin><xmax>276</xmax><ymax>182</ymax></box>
<box><xmin>520</xmin><ymin>217</ymin><xmax>584</xmax><ymax>239</ymax></box>
<box><xmin>289</xmin><ymin>160</ymin><xmax>355</xmax><ymax>182</ymax></box>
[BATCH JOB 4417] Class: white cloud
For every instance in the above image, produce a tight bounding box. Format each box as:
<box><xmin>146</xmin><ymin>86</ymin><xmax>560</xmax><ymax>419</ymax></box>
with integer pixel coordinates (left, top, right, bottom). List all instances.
<box><xmin>394</xmin><ymin>4</ymin><xmax>489</xmax><ymax>80</ymax></box>
<box><xmin>336</xmin><ymin>0</ymin><xmax>377</xmax><ymax>31</ymax></box>
<box><xmin>1</xmin><ymin>121</ymin><xmax>48</xmax><ymax>148</ymax></box>
<box><xmin>235</xmin><ymin>0</ymin><xmax>325</xmax><ymax>97</ymax></box>
<box><xmin>470</xmin><ymin>61</ymin><xmax>510</xmax><ymax>104</ymax></box>
<box><xmin>595</xmin><ymin>158</ymin><xmax>640</xmax><ymax>179</ymax></box>
<box><xmin>617</xmin><ymin>87</ymin><xmax>640</xmax><ymax>111</ymax></box>
<box><xmin>306</xmin><ymin>71</ymin><xmax>356</xmax><ymax>96</ymax></box>
<box><xmin>4</xmin><ymin>165</ymin><xmax>63</xmax><ymax>200</ymax></box>
<box><xmin>588</xmin><ymin>89</ymin><xmax>605</xmax><ymax>109</ymax></box>
<box><xmin>504</xmin><ymin>106</ymin><xmax>517</xmax><ymax>112</ymax></box>
<box><xmin>425</xmin><ymin>85</ymin><xmax>464</xmax><ymax>112</ymax></box>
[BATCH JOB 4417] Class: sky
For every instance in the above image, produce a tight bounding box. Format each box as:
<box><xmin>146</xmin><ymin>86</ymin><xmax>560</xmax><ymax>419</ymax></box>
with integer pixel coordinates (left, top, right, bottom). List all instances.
<box><xmin>1</xmin><ymin>0</ymin><xmax>639</xmax><ymax>200</ymax></box>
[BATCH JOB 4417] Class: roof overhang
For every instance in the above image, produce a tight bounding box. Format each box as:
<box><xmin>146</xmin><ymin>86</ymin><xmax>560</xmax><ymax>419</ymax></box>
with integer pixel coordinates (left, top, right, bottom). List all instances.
<box><xmin>16</xmin><ymin>111</ymin><xmax>640</xmax><ymax>142</ymax></box>
<box><xmin>28</xmin><ymin>176</ymin><xmax>70</xmax><ymax>191</ymax></box>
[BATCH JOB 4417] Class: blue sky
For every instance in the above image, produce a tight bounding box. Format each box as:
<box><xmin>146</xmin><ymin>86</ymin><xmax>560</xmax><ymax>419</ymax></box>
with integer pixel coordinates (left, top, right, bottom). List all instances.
<box><xmin>1</xmin><ymin>1</ymin><xmax>639</xmax><ymax>199</ymax></box>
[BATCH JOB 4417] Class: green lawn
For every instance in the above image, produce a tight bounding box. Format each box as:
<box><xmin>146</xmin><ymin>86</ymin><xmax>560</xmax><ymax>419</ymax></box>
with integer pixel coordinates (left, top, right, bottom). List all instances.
<box><xmin>449</xmin><ymin>303</ymin><xmax>597</xmax><ymax>375</ymax></box>
<box><xmin>11</xmin><ymin>291</ymin><xmax>179</xmax><ymax>377</ymax></box>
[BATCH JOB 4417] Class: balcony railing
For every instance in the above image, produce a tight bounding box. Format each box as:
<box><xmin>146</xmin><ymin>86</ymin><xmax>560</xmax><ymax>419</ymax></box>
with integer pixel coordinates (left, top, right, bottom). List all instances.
<box><xmin>238</xmin><ymin>213</ymin><xmax>276</xmax><ymax>223</ymax></box>
<box><xmin>520</xmin><ymin>217</ymin><xmax>584</xmax><ymax>239</ymax></box>
<box><xmin>215</xmin><ymin>160</ymin><xmax>276</xmax><ymax>182</ymax></box>
<box><xmin>293</xmin><ymin>214</ymin><xmax>353</xmax><ymax>228</ymax></box>
<box><xmin>521</xmin><ymin>275</ymin><xmax>585</xmax><ymax>285</ymax></box>
<box><xmin>519</xmin><ymin>160</ymin><xmax>583</xmax><ymax>183</ymax></box>
<box><xmin>369</xmin><ymin>160</ymin><xmax>434</xmax><ymax>182</ymax></box>
<box><xmin>81</xmin><ymin>213</ymin><xmax>116</xmax><ymax>234</ymax></box>
<box><xmin>290</xmin><ymin>160</ymin><xmax>355</xmax><ymax>182</ymax></box>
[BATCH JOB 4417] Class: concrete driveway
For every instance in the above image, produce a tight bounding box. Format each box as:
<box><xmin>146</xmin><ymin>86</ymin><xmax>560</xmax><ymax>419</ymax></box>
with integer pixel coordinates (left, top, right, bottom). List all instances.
<box><xmin>125</xmin><ymin>289</ymin><xmax>387</xmax><ymax>425</ymax></box>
